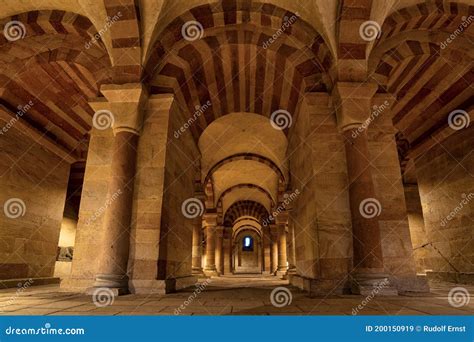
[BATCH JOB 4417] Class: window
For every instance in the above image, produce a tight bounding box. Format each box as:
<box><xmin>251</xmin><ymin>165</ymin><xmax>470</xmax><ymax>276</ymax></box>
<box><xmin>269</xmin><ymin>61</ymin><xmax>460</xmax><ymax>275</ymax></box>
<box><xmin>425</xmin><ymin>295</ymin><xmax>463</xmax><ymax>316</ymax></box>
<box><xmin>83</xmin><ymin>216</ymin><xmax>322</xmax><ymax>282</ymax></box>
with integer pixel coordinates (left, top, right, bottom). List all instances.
<box><xmin>242</xmin><ymin>236</ymin><xmax>253</xmax><ymax>251</ymax></box>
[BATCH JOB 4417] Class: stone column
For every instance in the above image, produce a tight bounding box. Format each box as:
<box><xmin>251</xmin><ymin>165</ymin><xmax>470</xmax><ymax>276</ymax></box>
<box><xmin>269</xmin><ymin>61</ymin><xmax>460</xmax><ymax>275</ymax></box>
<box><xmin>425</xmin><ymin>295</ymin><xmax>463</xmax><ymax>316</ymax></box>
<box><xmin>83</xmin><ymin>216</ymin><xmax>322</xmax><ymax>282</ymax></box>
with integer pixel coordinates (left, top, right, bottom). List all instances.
<box><xmin>333</xmin><ymin>82</ymin><xmax>397</xmax><ymax>295</ymax></box>
<box><xmin>270</xmin><ymin>225</ymin><xmax>279</xmax><ymax>274</ymax></box>
<box><xmin>192</xmin><ymin>224</ymin><xmax>204</xmax><ymax>275</ymax></box>
<box><xmin>287</xmin><ymin>223</ymin><xmax>296</xmax><ymax>274</ymax></box>
<box><xmin>262</xmin><ymin>225</ymin><xmax>272</xmax><ymax>274</ymax></box>
<box><xmin>203</xmin><ymin>214</ymin><xmax>218</xmax><ymax>276</ymax></box>
<box><xmin>276</xmin><ymin>223</ymin><xmax>288</xmax><ymax>277</ymax></box>
<box><xmin>89</xmin><ymin>83</ymin><xmax>146</xmax><ymax>295</ymax></box>
<box><xmin>223</xmin><ymin>233</ymin><xmax>232</xmax><ymax>275</ymax></box>
<box><xmin>215</xmin><ymin>226</ymin><xmax>224</xmax><ymax>275</ymax></box>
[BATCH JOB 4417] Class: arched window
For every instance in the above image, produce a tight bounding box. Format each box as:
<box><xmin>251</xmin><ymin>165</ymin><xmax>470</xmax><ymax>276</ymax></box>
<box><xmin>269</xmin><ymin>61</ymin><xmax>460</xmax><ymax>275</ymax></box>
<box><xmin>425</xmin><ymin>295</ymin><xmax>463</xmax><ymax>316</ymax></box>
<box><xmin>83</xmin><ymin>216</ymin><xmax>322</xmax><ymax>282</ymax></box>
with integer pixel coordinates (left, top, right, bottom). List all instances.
<box><xmin>242</xmin><ymin>236</ymin><xmax>253</xmax><ymax>251</ymax></box>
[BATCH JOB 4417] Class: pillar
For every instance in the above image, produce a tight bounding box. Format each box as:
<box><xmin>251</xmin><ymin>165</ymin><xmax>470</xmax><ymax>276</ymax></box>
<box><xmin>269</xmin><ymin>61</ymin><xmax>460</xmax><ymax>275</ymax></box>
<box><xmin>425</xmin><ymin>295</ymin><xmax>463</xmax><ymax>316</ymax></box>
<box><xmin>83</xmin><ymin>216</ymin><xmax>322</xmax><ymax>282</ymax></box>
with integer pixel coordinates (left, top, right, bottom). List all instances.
<box><xmin>333</xmin><ymin>82</ymin><xmax>397</xmax><ymax>295</ymax></box>
<box><xmin>262</xmin><ymin>225</ymin><xmax>272</xmax><ymax>274</ymax></box>
<box><xmin>215</xmin><ymin>226</ymin><xmax>224</xmax><ymax>275</ymax></box>
<box><xmin>270</xmin><ymin>225</ymin><xmax>279</xmax><ymax>274</ymax></box>
<box><xmin>223</xmin><ymin>233</ymin><xmax>232</xmax><ymax>275</ymax></box>
<box><xmin>287</xmin><ymin>222</ymin><xmax>296</xmax><ymax>274</ymax></box>
<box><xmin>276</xmin><ymin>223</ymin><xmax>288</xmax><ymax>277</ymax></box>
<box><xmin>89</xmin><ymin>83</ymin><xmax>146</xmax><ymax>295</ymax></box>
<box><xmin>203</xmin><ymin>214</ymin><xmax>218</xmax><ymax>276</ymax></box>
<box><xmin>192</xmin><ymin>224</ymin><xmax>204</xmax><ymax>275</ymax></box>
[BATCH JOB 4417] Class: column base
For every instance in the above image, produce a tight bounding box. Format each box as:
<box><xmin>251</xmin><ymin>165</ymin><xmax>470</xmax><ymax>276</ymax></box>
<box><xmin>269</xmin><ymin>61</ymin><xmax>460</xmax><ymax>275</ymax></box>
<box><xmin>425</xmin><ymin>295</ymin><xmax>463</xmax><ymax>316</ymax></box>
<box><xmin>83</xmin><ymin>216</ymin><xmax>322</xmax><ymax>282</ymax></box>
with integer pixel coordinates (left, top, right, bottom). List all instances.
<box><xmin>192</xmin><ymin>267</ymin><xmax>205</xmax><ymax>276</ymax></box>
<box><xmin>289</xmin><ymin>274</ymin><xmax>349</xmax><ymax>296</ymax></box>
<box><xmin>129</xmin><ymin>276</ymin><xmax>197</xmax><ymax>294</ymax></box>
<box><xmin>88</xmin><ymin>273</ymin><xmax>129</xmax><ymax>296</ymax></box>
<box><xmin>203</xmin><ymin>267</ymin><xmax>218</xmax><ymax>277</ymax></box>
<box><xmin>351</xmin><ymin>273</ymin><xmax>398</xmax><ymax>296</ymax></box>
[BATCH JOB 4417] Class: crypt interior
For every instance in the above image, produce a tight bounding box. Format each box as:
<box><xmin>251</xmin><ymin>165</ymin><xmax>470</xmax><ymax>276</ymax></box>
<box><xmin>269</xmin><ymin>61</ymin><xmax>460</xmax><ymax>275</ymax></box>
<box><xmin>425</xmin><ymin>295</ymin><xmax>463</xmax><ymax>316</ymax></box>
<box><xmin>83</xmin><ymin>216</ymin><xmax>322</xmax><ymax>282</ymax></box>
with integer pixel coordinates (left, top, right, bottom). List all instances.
<box><xmin>0</xmin><ymin>0</ymin><xmax>473</xmax><ymax>315</ymax></box>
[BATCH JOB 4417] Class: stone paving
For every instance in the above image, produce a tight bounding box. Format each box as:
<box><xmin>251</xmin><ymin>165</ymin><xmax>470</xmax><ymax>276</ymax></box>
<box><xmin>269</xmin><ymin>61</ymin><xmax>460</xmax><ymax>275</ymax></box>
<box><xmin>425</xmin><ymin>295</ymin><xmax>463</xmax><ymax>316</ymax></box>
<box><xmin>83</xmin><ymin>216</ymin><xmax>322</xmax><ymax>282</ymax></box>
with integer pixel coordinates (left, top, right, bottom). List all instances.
<box><xmin>0</xmin><ymin>276</ymin><xmax>472</xmax><ymax>316</ymax></box>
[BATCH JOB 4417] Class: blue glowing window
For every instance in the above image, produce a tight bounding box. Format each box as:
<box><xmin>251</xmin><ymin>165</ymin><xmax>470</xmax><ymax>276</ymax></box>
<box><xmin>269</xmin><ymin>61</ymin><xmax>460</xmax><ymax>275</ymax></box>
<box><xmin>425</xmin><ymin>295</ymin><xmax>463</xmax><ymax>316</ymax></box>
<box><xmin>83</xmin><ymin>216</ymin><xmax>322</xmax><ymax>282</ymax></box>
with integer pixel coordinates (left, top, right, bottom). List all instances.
<box><xmin>242</xmin><ymin>236</ymin><xmax>253</xmax><ymax>251</ymax></box>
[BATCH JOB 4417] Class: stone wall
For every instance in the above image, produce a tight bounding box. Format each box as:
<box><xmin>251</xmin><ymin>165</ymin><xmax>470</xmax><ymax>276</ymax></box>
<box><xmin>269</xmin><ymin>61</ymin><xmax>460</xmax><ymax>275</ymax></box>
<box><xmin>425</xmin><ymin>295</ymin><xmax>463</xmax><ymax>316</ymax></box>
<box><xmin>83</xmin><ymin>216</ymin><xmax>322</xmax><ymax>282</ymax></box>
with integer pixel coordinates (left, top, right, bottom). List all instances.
<box><xmin>63</xmin><ymin>128</ymin><xmax>114</xmax><ymax>290</ymax></box>
<box><xmin>404</xmin><ymin>184</ymin><xmax>428</xmax><ymax>274</ymax></box>
<box><xmin>367</xmin><ymin>95</ymin><xmax>423</xmax><ymax>291</ymax></box>
<box><xmin>0</xmin><ymin>126</ymin><xmax>69</xmax><ymax>280</ymax></box>
<box><xmin>289</xmin><ymin>93</ymin><xmax>352</xmax><ymax>294</ymax></box>
<box><xmin>415</xmin><ymin>125</ymin><xmax>474</xmax><ymax>282</ymax></box>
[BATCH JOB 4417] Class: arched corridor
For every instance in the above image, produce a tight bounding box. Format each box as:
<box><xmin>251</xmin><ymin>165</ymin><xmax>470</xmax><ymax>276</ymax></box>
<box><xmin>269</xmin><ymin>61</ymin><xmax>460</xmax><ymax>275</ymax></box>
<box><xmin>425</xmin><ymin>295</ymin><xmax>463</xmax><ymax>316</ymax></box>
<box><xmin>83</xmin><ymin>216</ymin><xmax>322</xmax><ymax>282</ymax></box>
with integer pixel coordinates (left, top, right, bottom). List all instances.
<box><xmin>0</xmin><ymin>0</ymin><xmax>472</xmax><ymax>315</ymax></box>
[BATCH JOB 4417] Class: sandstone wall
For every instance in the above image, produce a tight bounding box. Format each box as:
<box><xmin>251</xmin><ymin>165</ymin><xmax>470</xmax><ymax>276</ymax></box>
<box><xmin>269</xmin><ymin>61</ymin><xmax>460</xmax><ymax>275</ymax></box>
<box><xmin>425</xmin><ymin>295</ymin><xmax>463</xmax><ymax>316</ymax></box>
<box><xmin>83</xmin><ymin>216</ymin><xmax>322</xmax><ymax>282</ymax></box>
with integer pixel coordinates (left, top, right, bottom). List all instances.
<box><xmin>64</xmin><ymin>128</ymin><xmax>114</xmax><ymax>290</ymax></box>
<box><xmin>0</xmin><ymin>126</ymin><xmax>69</xmax><ymax>280</ymax></box>
<box><xmin>367</xmin><ymin>95</ymin><xmax>421</xmax><ymax>291</ymax></box>
<box><xmin>415</xmin><ymin>125</ymin><xmax>474</xmax><ymax>282</ymax></box>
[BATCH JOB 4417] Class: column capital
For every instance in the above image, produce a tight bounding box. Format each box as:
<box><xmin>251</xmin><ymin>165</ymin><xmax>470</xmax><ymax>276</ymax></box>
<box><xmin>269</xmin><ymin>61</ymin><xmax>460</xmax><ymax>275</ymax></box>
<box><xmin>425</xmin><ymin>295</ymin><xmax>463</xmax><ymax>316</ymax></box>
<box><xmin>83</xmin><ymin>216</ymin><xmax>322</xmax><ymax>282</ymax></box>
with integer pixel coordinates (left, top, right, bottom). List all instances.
<box><xmin>89</xmin><ymin>83</ymin><xmax>148</xmax><ymax>136</ymax></box>
<box><xmin>332</xmin><ymin>82</ymin><xmax>378</xmax><ymax>132</ymax></box>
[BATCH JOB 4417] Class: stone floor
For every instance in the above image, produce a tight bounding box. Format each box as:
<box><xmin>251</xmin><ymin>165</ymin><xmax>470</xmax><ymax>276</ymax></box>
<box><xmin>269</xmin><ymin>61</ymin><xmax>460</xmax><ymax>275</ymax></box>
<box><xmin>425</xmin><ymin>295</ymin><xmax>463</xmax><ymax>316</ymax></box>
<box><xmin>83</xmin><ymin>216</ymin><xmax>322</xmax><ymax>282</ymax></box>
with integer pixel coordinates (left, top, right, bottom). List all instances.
<box><xmin>0</xmin><ymin>276</ymin><xmax>472</xmax><ymax>316</ymax></box>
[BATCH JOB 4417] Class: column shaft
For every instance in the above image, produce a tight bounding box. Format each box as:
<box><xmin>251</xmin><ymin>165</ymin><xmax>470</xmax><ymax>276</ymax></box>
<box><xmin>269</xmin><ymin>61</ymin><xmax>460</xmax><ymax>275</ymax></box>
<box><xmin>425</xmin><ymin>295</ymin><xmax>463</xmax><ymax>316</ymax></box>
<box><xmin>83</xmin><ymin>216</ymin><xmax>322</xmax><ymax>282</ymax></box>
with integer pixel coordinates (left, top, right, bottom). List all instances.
<box><xmin>192</xmin><ymin>224</ymin><xmax>203</xmax><ymax>274</ymax></box>
<box><xmin>204</xmin><ymin>225</ymin><xmax>217</xmax><ymax>276</ymax></box>
<box><xmin>94</xmin><ymin>131</ymin><xmax>138</xmax><ymax>293</ymax></box>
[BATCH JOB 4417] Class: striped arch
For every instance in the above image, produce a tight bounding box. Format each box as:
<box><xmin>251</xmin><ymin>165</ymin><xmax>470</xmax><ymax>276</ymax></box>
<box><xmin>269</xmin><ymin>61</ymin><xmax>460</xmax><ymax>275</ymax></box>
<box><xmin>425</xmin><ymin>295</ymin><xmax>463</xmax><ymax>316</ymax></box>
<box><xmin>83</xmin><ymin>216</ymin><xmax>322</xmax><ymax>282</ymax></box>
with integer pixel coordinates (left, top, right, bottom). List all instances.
<box><xmin>103</xmin><ymin>0</ymin><xmax>141</xmax><ymax>83</ymax></box>
<box><xmin>144</xmin><ymin>1</ymin><xmax>334</xmax><ymax>140</ymax></box>
<box><xmin>216</xmin><ymin>183</ymin><xmax>275</xmax><ymax>209</ymax></box>
<box><xmin>224</xmin><ymin>200</ymin><xmax>269</xmax><ymax>227</ymax></box>
<box><xmin>0</xmin><ymin>10</ymin><xmax>113</xmax><ymax>157</ymax></box>
<box><xmin>204</xmin><ymin>153</ymin><xmax>285</xmax><ymax>186</ymax></box>
<box><xmin>368</xmin><ymin>2</ymin><xmax>472</xmax><ymax>157</ymax></box>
